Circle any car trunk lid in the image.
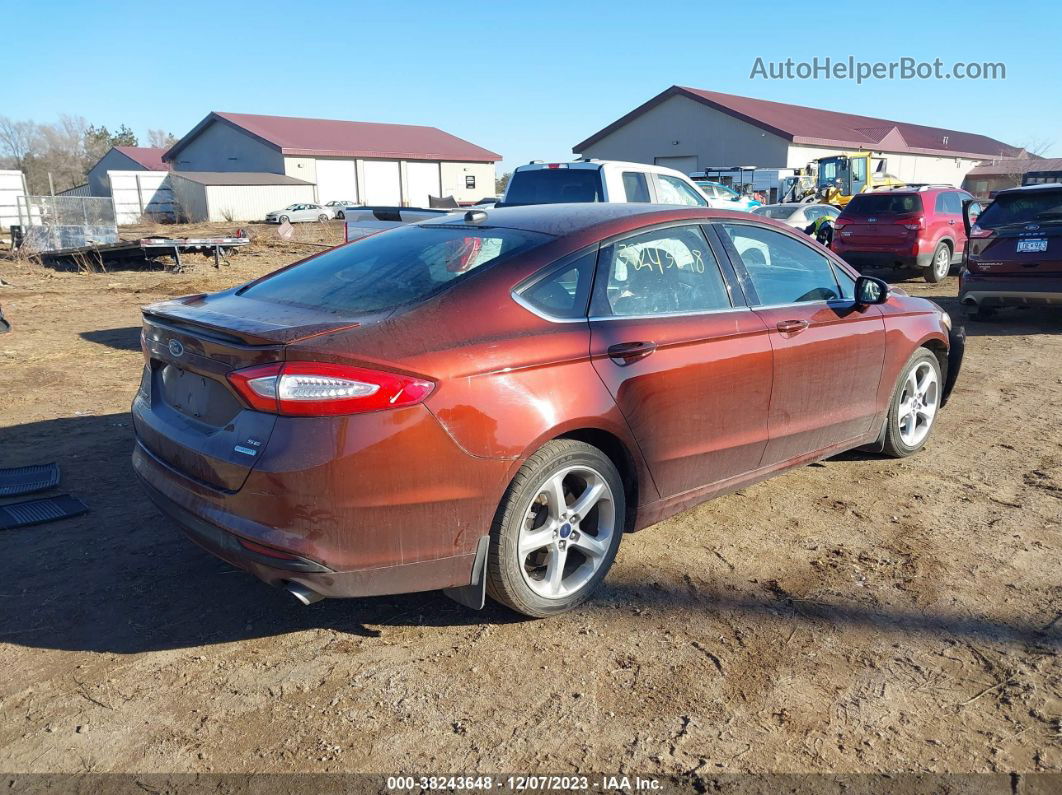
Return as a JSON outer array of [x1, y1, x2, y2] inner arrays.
[[135, 293, 365, 492]]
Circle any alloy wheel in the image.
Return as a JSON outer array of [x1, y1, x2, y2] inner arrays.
[[898, 361, 939, 447], [934, 246, 950, 280], [517, 465, 616, 600]]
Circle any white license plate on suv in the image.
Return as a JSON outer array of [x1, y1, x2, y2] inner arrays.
[[1017, 238, 1048, 253]]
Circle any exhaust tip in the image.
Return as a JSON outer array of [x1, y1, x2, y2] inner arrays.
[[285, 581, 324, 606]]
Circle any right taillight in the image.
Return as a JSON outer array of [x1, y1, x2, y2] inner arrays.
[[969, 224, 995, 238], [895, 215, 925, 231], [227, 361, 434, 416]]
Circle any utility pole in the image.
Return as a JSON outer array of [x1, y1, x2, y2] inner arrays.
[[48, 172, 55, 196]]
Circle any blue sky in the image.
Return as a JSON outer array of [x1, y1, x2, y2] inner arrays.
[[3, 0, 1059, 171]]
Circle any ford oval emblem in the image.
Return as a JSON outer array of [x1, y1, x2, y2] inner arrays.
[[1026, 224, 1040, 231], [168, 339, 184, 357]]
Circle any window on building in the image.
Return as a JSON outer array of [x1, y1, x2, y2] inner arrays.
[[465, 175, 476, 189]]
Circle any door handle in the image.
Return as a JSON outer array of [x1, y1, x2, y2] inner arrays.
[[948, 219, 955, 225], [607, 341, 657, 364], [776, 319, 809, 334]]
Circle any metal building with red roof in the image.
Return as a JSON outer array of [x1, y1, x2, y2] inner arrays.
[[574, 85, 1025, 190], [164, 111, 501, 207]]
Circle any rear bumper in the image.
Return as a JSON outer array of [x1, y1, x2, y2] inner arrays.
[[835, 249, 929, 270], [134, 447, 482, 598], [959, 272, 1062, 307], [130, 396, 512, 598]]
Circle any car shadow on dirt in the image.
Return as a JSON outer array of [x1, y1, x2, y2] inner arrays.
[[79, 326, 142, 351], [2, 412, 1058, 656]]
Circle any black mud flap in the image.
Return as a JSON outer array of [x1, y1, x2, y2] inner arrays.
[[0, 494, 88, 530], [0, 463, 60, 498], [0, 305, 9, 334], [442, 535, 490, 610], [942, 325, 966, 407]]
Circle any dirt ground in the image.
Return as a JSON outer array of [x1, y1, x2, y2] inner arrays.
[[0, 221, 1059, 777]]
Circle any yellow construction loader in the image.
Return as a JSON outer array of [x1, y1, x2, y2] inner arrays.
[[783, 152, 905, 207]]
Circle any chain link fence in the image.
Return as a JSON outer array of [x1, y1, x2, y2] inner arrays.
[[15, 195, 118, 253]]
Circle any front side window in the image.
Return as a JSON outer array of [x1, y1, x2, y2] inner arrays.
[[654, 175, 708, 207], [594, 225, 730, 317], [622, 172, 651, 203], [240, 223, 550, 314], [721, 224, 843, 305]]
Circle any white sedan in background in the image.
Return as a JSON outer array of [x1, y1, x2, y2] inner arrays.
[[264, 204, 331, 224], [751, 202, 840, 229], [322, 200, 356, 219]]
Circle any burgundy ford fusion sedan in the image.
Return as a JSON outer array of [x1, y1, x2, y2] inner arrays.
[[132, 203, 963, 617]]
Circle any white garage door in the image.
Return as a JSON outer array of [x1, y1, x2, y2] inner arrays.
[[362, 160, 401, 206], [654, 156, 698, 176], [315, 159, 357, 204], [406, 161, 441, 208]]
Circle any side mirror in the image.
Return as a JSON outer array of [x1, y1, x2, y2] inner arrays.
[[855, 275, 889, 306], [961, 199, 980, 235]]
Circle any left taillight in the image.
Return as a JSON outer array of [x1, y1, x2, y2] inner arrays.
[[226, 361, 435, 416]]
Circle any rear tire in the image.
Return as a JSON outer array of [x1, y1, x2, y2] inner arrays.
[[278, 215, 289, 224], [486, 440, 625, 618], [318, 213, 329, 222], [924, 243, 951, 283], [882, 349, 943, 458], [336, 211, 345, 220]]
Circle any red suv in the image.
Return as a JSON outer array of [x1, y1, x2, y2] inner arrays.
[[833, 187, 975, 282]]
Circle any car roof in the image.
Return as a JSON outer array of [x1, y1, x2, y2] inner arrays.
[[420, 202, 753, 237], [513, 159, 692, 178], [995, 182, 1062, 196]]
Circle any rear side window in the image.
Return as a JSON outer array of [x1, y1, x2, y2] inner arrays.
[[594, 225, 731, 316], [654, 175, 709, 207], [240, 224, 550, 314], [935, 192, 963, 214], [975, 190, 1062, 229], [845, 193, 923, 215], [622, 172, 651, 203], [516, 250, 597, 319], [503, 168, 603, 205]]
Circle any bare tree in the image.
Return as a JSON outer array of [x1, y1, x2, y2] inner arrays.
[[1003, 138, 1055, 189], [147, 129, 177, 149], [0, 116, 40, 171]]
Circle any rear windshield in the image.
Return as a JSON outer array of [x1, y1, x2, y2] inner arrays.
[[503, 168, 604, 205], [976, 190, 1062, 229], [752, 206, 795, 219], [845, 193, 923, 215], [239, 224, 550, 314]]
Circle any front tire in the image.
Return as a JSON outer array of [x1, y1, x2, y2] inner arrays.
[[486, 440, 625, 617], [882, 349, 943, 457], [318, 213, 329, 222], [278, 215, 289, 224], [924, 243, 951, 283], [336, 210, 345, 220]]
